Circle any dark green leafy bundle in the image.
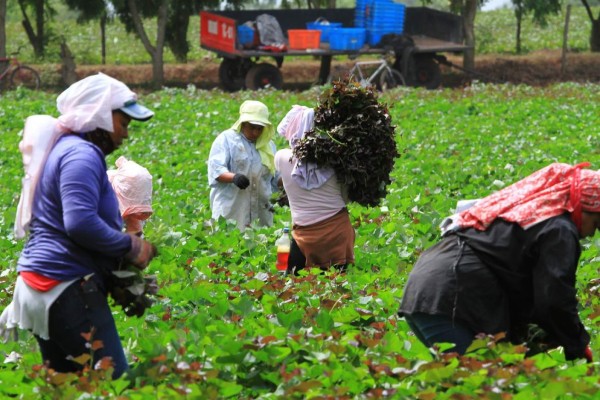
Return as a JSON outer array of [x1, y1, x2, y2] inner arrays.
[[293, 78, 399, 207], [109, 266, 158, 317]]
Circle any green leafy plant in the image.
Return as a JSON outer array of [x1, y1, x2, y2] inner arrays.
[[0, 85, 599, 398]]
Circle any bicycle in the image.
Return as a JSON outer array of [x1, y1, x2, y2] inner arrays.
[[0, 52, 41, 90], [348, 54, 405, 92]]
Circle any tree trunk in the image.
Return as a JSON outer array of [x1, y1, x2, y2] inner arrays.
[[127, 0, 167, 88], [461, 0, 477, 71], [0, 0, 6, 58], [60, 40, 77, 86], [154, 1, 168, 87], [591, 17, 600, 52], [561, 5, 572, 75], [101, 15, 107, 65], [35, 0, 43, 55], [515, 6, 523, 54]]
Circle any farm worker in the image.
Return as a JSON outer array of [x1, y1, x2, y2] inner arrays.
[[208, 100, 280, 230], [275, 105, 354, 275], [107, 156, 153, 236], [399, 162, 596, 363], [0, 73, 157, 379], [107, 156, 158, 317]]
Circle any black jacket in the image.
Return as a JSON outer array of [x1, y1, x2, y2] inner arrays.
[[399, 214, 590, 359]]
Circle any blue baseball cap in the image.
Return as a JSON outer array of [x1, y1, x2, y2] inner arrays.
[[120, 99, 154, 121]]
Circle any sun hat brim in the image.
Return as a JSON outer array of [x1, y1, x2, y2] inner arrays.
[[120, 100, 154, 121]]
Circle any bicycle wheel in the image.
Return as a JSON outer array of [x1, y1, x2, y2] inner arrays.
[[10, 65, 41, 90], [379, 68, 405, 91]]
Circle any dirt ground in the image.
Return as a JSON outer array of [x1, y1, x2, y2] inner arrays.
[[43, 49, 600, 91]]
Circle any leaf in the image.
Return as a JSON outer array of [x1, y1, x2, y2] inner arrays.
[[112, 270, 138, 278], [316, 310, 334, 331], [91, 340, 104, 351], [286, 380, 322, 394], [67, 353, 91, 366], [276, 309, 305, 330], [219, 382, 243, 398]]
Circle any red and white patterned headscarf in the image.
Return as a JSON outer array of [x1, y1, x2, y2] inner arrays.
[[455, 162, 600, 233]]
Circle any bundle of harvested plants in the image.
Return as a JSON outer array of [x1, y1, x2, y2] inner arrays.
[[294, 78, 399, 206]]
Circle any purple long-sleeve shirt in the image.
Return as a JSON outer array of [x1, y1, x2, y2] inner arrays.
[[17, 135, 132, 282]]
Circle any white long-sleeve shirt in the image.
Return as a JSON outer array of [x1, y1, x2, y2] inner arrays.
[[275, 148, 346, 227], [208, 129, 278, 229]]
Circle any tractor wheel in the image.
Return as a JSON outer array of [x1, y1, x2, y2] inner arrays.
[[407, 55, 442, 89], [244, 63, 283, 90], [218, 58, 251, 92]]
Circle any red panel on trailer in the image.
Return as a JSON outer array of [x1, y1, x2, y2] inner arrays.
[[200, 11, 237, 54]]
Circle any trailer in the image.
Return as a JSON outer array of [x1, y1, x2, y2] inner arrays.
[[200, 7, 471, 91]]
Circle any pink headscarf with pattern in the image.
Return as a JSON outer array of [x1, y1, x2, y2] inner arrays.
[[455, 162, 600, 233]]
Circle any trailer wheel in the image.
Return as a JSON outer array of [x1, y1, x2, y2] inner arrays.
[[409, 56, 441, 89], [219, 58, 252, 92], [245, 63, 283, 90]]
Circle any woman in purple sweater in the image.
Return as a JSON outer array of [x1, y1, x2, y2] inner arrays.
[[0, 73, 157, 378]]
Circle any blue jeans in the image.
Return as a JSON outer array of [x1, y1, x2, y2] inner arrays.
[[35, 278, 128, 379], [405, 313, 475, 354]]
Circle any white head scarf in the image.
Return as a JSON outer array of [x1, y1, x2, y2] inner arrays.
[[277, 105, 314, 149], [277, 105, 335, 190], [57, 73, 139, 133], [14, 73, 145, 239]]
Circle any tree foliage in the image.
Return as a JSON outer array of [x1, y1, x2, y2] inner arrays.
[[62, 0, 105, 23]]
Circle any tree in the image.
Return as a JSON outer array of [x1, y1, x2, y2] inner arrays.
[[17, 0, 52, 58], [114, 0, 168, 88], [450, 0, 481, 71], [512, 0, 560, 53], [62, 0, 111, 64], [580, 0, 600, 51], [116, 0, 241, 69]]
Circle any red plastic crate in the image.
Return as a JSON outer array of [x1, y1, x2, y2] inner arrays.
[[287, 29, 321, 50]]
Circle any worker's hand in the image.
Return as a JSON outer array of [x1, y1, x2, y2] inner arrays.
[[124, 233, 157, 270], [233, 173, 250, 189], [583, 345, 593, 363]]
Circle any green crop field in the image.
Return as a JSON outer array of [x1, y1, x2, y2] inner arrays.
[[0, 83, 599, 398]]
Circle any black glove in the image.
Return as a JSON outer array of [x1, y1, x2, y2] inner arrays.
[[275, 190, 289, 207], [233, 173, 250, 189]]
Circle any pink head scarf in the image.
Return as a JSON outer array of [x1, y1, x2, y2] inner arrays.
[[107, 156, 153, 218], [455, 162, 600, 233]]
